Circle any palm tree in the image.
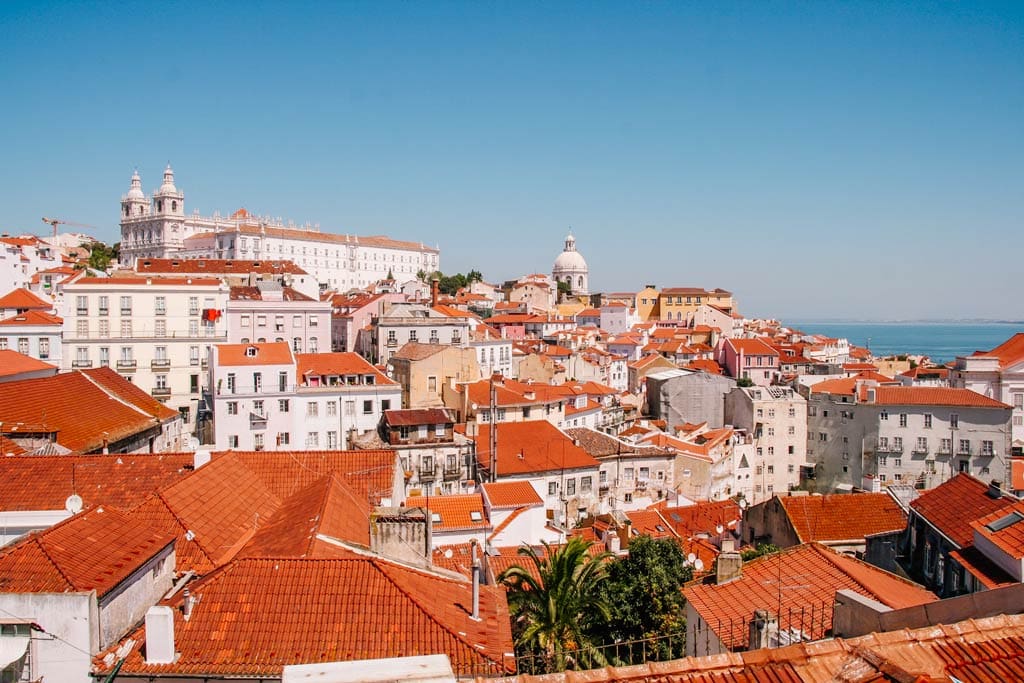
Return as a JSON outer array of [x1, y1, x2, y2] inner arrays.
[[498, 537, 612, 673]]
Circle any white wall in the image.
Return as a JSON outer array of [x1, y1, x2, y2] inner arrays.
[[0, 592, 97, 683]]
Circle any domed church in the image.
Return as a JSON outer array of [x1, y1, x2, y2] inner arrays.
[[552, 232, 589, 295]]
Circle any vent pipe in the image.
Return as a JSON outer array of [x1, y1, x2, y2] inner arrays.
[[471, 539, 481, 621]]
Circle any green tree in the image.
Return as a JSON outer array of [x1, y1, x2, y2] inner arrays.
[[740, 542, 780, 562], [600, 536, 692, 662], [467, 269, 483, 283], [499, 538, 612, 673], [84, 241, 116, 271], [736, 376, 754, 387], [557, 280, 572, 297]]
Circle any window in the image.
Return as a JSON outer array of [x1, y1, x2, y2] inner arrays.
[[155, 319, 166, 337], [307, 402, 319, 417], [189, 296, 199, 315], [275, 315, 285, 332], [950, 413, 959, 429], [880, 410, 888, 421], [189, 345, 200, 365], [257, 314, 267, 327], [120, 319, 132, 337], [548, 481, 558, 496], [787, 425, 795, 435], [565, 478, 576, 495], [227, 401, 238, 415], [306, 432, 320, 448], [788, 407, 796, 418], [428, 376, 437, 393], [581, 476, 592, 492], [226, 373, 236, 394], [293, 337, 302, 352], [253, 372, 262, 393], [309, 337, 318, 353], [98, 295, 109, 315], [154, 296, 166, 315], [327, 401, 337, 417], [381, 399, 391, 411], [756, 464, 763, 475], [959, 439, 971, 454], [624, 493, 633, 503], [38, 337, 49, 358], [99, 346, 109, 366], [809, 406, 817, 417], [190, 374, 199, 394], [344, 401, 355, 416], [819, 432, 827, 441], [278, 399, 290, 412], [228, 435, 239, 448], [253, 433, 264, 451], [363, 400, 373, 414], [276, 432, 290, 446], [899, 413, 907, 427], [309, 315, 318, 327], [327, 431, 338, 448], [924, 413, 932, 428], [982, 440, 994, 456], [917, 437, 928, 452], [120, 295, 132, 315], [940, 437, 952, 453], [253, 399, 265, 416], [189, 320, 199, 336], [76, 295, 88, 315]]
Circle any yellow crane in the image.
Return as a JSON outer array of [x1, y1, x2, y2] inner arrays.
[[41, 216, 97, 238]]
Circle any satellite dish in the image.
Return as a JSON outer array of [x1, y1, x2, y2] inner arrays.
[[716, 524, 724, 534], [443, 549, 454, 559], [738, 498, 749, 509], [687, 552, 697, 563], [694, 559, 705, 571], [65, 494, 83, 514]]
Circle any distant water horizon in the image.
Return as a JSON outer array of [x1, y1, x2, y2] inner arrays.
[[786, 321, 1021, 363]]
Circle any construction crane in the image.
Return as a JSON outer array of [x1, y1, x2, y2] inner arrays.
[[41, 216, 97, 239]]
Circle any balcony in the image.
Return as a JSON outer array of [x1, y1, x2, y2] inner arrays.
[[120, 308, 132, 316], [912, 447, 929, 455], [958, 446, 973, 456], [200, 358, 209, 368], [418, 465, 437, 482], [386, 338, 398, 347], [151, 386, 172, 398], [443, 463, 462, 481], [151, 359, 172, 370], [116, 359, 137, 371], [249, 413, 268, 430], [71, 360, 93, 368]]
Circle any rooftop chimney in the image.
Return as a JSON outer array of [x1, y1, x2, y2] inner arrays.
[[193, 450, 211, 470], [748, 609, 779, 650], [988, 480, 1004, 499], [144, 606, 175, 664], [471, 539, 481, 621], [431, 278, 440, 307], [182, 588, 195, 621], [716, 539, 742, 584]]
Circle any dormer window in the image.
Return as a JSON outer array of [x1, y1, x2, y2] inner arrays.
[[470, 511, 483, 522], [245, 347, 257, 358]]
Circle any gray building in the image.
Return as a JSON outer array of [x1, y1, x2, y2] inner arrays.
[[646, 369, 736, 430]]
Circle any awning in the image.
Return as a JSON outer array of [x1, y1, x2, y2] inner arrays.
[[0, 635, 29, 668]]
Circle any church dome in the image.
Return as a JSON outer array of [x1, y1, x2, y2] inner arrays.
[[126, 170, 145, 200], [158, 164, 178, 194], [552, 232, 588, 272]]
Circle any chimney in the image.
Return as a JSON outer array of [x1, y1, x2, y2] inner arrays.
[[716, 539, 743, 584], [193, 450, 211, 470], [431, 278, 440, 307], [470, 540, 481, 621], [988, 480, 1004, 499], [182, 588, 195, 621], [144, 606, 175, 664], [748, 609, 779, 650]]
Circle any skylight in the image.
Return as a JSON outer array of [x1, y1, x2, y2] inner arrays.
[[431, 513, 441, 524], [470, 511, 483, 522], [985, 511, 1024, 533]]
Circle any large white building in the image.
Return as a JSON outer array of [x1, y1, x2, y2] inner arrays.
[[209, 342, 401, 451], [551, 232, 588, 296], [60, 273, 229, 430], [952, 333, 1024, 450], [119, 166, 440, 291]]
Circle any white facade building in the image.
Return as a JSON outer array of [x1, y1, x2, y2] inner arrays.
[[60, 274, 229, 429], [119, 167, 440, 291], [369, 302, 474, 365], [551, 232, 588, 295], [952, 333, 1024, 449], [225, 282, 331, 353], [210, 342, 401, 451], [0, 236, 62, 295], [0, 310, 62, 363]]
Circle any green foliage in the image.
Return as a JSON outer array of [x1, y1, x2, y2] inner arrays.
[[84, 241, 117, 272], [740, 542, 780, 561], [736, 376, 754, 387], [467, 269, 483, 283], [600, 536, 692, 662], [423, 269, 485, 295], [557, 280, 572, 296], [499, 537, 612, 672], [386, 268, 394, 280]]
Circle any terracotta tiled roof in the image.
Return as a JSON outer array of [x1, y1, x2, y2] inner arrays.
[[778, 493, 907, 543], [1014, 459, 1024, 492], [0, 288, 51, 310], [225, 224, 440, 253], [75, 275, 222, 286], [686, 359, 723, 375], [949, 545, 1016, 589], [0, 505, 173, 596], [0, 350, 57, 377], [136, 258, 309, 275], [242, 475, 371, 556], [0, 310, 62, 326], [684, 543, 937, 649], [384, 408, 454, 426], [466, 421, 600, 476], [228, 285, 314, 301], [651, 500, 742, 538], [494, 613, 1024, 683], [725, 338, 779, 356], [971, 333, 1024, 369], [104, 556, 513, 677], [215, 341, 294, 366], [0, 434, 26, 456], [910, 474, 1018, 547], [972, 500, 1024, 560], [869, 386, 1009, 409], [431, 542, 476, 577], [227, 450, 398, 505], [127, 454, 281, 572], [406, 493, 489, 530], [389, 341, 449, 361], [565, 427, 673, 459], [0, 368, 178, 452], [0, 453, 194, 512], [624, 509, 677, 539], [296, 352, 395, 384], [481, 481, 543, 509]]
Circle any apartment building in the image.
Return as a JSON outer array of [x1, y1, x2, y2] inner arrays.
[[721, 337, 780, 386], [807, 379, 1012, 494], [225, 282, 331, 353], [209, 342, 400, 451], [367, 302, 473, 364], [61, 274, 228, 428], [725, 385, 810, 503], [658, 287, 734, 322], [953, 332, 1024, 449], [0, 309, 62, 363]]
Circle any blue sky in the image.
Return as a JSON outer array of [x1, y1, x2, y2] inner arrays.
[[1, 1, 1021, 320]]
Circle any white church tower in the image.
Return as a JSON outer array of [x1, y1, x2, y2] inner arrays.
[[552, 231, 589, 295]]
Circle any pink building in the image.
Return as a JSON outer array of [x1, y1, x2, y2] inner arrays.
[[721, 338, 780, 386], [327, 291, 404, 352]]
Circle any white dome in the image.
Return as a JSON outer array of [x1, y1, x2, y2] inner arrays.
[[126, 170, 145, 200], [553, 249, 588, 272], [158, 164, 178, 194]]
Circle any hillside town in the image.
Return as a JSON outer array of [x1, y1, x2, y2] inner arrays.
[[1, 168, 1024, 682]]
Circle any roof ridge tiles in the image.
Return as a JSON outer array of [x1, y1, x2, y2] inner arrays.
[[27, 533, 77, 591], [76, 369, 152, 419]]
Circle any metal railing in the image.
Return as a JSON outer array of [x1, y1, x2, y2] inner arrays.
[[513, 630, 686, 675]]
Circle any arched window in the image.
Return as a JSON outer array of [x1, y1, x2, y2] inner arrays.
[[157, 200, 163, 212], [578, 276, 584, 288], [123, 205, 128, 216], [171, 201, 177, 212]]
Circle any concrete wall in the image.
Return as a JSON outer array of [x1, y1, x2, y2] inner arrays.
[[648, 371, 737, 430], [98, 543, 175, 648], [0, 591, 96, 683]]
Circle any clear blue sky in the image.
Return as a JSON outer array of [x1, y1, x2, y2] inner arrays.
[[1, 1, 1021, 320]]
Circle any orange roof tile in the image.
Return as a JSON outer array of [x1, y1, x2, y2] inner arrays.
[[0, 350, 57, 377], [778, 493, 906, 543], [136, 258, 309, 275], [971, 333, 1024, 369], [406, 493, 489, 530], [227, 449, 398, 505], [725, 338, 779, 356], [0, 288, 51, 310], [466, 421, 600, 476], [104, 556, 513, 677], [0, 505, 173, 596], [651, 499, 742, 538], [481, 481, 543, 508], [624, 509, 677, 539], [869, 385, 1009, 409], [215, 341, 294, 366], [296, 351, 395, 384], [686, 359, 723, 375], [0, 309, 62, 326], [910, 474, 1017, 547], [0, 368, 178, 452], [75, 275, 222, 286], [684, 543, 937, 649], [972, 500, 1024, 560]]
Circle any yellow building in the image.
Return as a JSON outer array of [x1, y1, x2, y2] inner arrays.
[[636, 285, 661, 321], [657, 288, 734, 322]]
